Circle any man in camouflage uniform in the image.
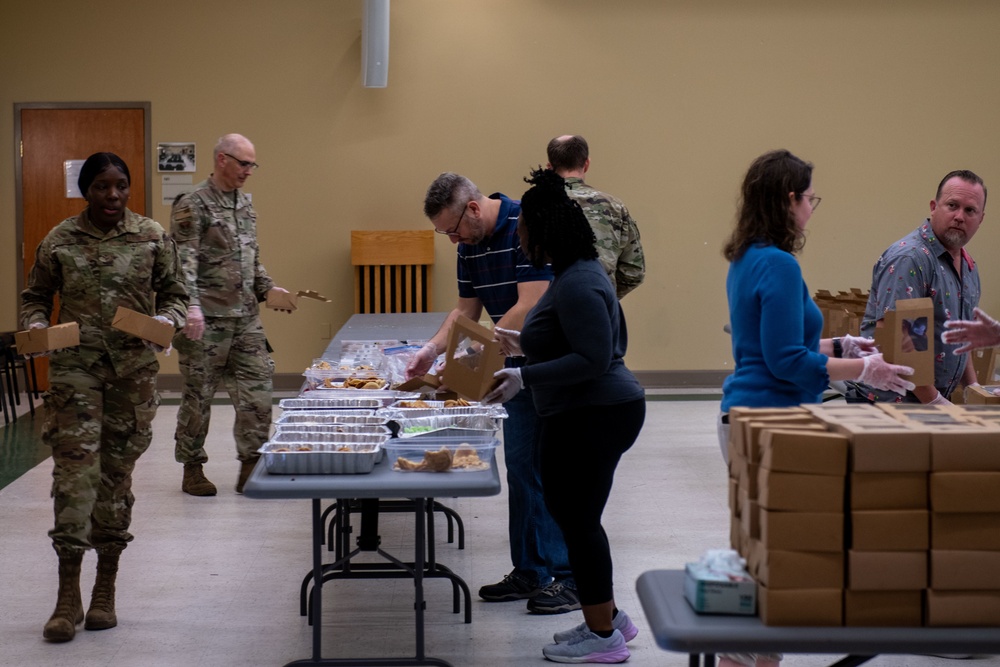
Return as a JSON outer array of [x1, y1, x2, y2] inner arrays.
[[21, 151, 188, 641], [171, 134, 291, 496], [546, 135, 645, 299]]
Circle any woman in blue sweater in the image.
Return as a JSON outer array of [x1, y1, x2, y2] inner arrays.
[[485, 168, 645, 664], [718, 150, 914, 667]]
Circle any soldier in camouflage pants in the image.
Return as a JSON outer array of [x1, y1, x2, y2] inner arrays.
[[171, 133, 290, 496], [546, 135, 646, 300], [21, 152, 188, 642]]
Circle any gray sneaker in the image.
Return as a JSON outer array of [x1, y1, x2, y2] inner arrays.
[[542, 629, 630, 664], [553, 610, 638, 644], [527, 580, 581, 614]]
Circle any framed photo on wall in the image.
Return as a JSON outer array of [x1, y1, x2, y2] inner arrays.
[[157, 142, 196, 172]]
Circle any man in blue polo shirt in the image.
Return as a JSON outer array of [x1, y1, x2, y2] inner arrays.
[[405, 172, 579, 614]]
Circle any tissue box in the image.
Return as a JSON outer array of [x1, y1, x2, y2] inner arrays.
[[683, 562, 756, 615]]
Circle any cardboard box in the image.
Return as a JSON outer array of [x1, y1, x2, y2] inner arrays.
[[847, 550, 927, 590], [683, 563, 756, 615], [740, 497, 760, 540], [756, 550, 844, 589], [14, 322, 80, 355], [757, 584, 843, 626], [932, 512, 1000, 550], [931, 550, 1000, 590], [111, 307, 174, 349], [803, 402, 888, 421], [759, 429, 848, 475], [395, 373, 443, 392], [850, 472, 928, 510], [738, 458, 759, 500], [965, 384, 1000, 405], [729, 451, 748, 491], [440, 315, 506, 402], [926, 589, 1000, 627], [757, 470, 845, 512], [970, 347, 999, 385], [759, 510, 844, 552], [834, 422, 931, 472], [266, 289, 298, 311], [873, 297, 934, 387], [851, 510, 929, 550], [931, 472, 1000, 512], [744, 419, 826, 462], [844, 590, 923, 627], [930, 427, 1000, 471], [727, 407, 810, 459]]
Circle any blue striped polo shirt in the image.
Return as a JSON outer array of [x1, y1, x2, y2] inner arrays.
[[456, 193, 553, 323]]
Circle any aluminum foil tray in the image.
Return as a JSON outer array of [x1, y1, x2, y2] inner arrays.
[[274, 423, 392, 436], [393, 415, 501, 440], [298, 389, 421, 407], [276, 411, 387, 425], [278, 399, 377, 413], [259, 442, 381, 474], [379, 403, 508, 420]]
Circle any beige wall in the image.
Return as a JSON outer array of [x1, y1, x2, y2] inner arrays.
[[3, 0, 999, 380]]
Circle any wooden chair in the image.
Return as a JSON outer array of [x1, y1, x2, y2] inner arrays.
[[351, 230, 434, 314]]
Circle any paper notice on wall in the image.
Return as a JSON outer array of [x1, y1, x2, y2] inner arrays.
[[162, 174, 194, 206], [65, 160, 85, 198]]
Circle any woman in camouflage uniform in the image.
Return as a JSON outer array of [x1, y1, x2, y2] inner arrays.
[[21, 152, 188, 642]]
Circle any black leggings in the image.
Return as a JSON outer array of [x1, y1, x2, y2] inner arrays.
[[539, 398, 646, 606]]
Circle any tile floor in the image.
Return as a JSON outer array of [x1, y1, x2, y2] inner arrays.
[[0, 395, 994, 667]]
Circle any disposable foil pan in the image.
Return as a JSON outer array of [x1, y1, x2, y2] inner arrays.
[[258, 442, 382, 475], [379, 403, 508, 420], [275, 411, 388, 425]]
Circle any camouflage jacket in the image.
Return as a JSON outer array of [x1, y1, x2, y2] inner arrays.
[[21, 208, 188, 377], [170, 179, 275, 318], [563, 177, 645, 299]]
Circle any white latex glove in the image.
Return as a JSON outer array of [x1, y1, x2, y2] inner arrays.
[[183, 304, 206, 341], [144, 316, 174, 354], [840, 334, 878, 359], [943, 308, 1000, 354], [857, 353, 916, 396], [927, 392, 951, 406], [493, 327, 523, 357], [23, 321, 50, 358], [482, 367, 523, 404], [405, 343, 440, 380]]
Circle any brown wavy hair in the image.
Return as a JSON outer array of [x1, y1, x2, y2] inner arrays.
[[722, 149, 813, 261]]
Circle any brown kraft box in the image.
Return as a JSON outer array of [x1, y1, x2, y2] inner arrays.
[[873, 297, 934, 387], [847, 550, 927, 590], [850, 472, 928, 510], [932, 512, 1000, 550], [760, 510, 844, 552], [931, 550, 1000, 590], [931, 472, 1000, 512], [851, 510, 928, 551], [965, 383, 1000, 405], [926, 590, 1000, 627], [756, 550, 844, 590], [834, 422, 931, 472], [757, 469, 845, 512], [844, 590, 923, 627], [931, 428, 1000, 471], [757, 584, 843, 626], [744, 419, 827, 463], [15, 322, 80, 355], [111, 307, 174, 349], [759, 429, 848, 475], [440, 315, 506, 402]]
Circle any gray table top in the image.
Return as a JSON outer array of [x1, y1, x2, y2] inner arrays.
[[242, 454, 501, 500], [323, 312, 448, 360], [637, 569, 1000, 655]]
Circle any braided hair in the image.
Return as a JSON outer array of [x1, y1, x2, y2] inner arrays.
[[519, 167, 597, 272]]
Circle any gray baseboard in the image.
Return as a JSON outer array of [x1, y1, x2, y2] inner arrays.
[[155, 370, 728, 393]]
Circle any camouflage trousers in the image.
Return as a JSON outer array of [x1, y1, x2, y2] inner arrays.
[[44, 358, 160, 559], [173, 315, 274, 464]]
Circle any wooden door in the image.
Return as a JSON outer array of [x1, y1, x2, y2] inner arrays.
[[15, 104, 150, 388]]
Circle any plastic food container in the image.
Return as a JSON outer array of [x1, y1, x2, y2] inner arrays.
[[384, 436, 499, 473], [393, 414, 500, 440], [259, 431, 389, 474], [303, 368, 389, 391]]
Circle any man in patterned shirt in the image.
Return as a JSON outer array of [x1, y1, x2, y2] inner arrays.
[[546, 135, 645, 299], [850, 170, 987, 405]]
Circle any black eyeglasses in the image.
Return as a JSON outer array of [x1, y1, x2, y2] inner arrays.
[[802, 194, 822, 210], [224, 153, 259, 171], [434, 203, 467, 235]]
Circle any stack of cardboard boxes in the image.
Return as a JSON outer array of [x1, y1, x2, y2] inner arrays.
[[814, 289, 868, 339], [726, 402, 1000, 627]]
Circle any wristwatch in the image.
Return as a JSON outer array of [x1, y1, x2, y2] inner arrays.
[[832, 337, 843, 358]]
